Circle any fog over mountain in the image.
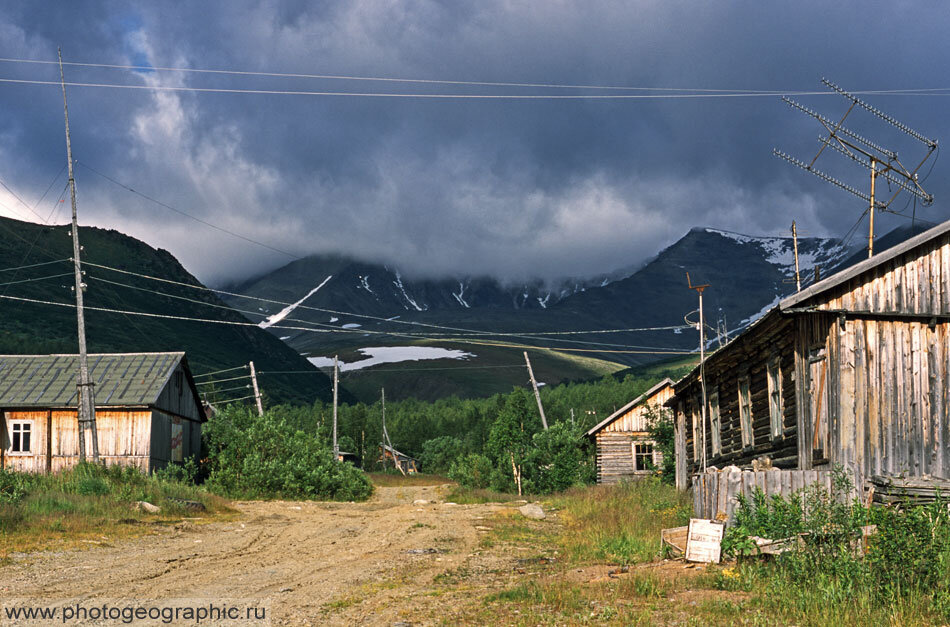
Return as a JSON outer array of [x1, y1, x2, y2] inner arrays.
[[1, 2, 948, 286]]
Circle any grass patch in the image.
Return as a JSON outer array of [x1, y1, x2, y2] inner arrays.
[[367, 472, 451, 487], [551, 478, 690, 565], [443, 486, 529, 504], [0, 463, 230, 558]]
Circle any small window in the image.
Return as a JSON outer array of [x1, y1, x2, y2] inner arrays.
[[709, 389, 722, 457], [767, 356, 783, 440], [11, 421, 32, 453], [738, 375, 754, 448], [633, 442, 654, 471]]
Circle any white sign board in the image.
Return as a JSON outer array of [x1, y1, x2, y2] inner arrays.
[[685, 518, 724, 563]]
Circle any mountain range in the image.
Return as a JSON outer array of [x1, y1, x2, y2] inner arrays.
[[0, 212, 929, 405]]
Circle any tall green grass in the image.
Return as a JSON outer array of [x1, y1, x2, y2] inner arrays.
[[551, 478, 691, 564], [0, 463, 227, 556]]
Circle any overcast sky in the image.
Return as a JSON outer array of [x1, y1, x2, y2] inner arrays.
[[1, 1, 948, 286]]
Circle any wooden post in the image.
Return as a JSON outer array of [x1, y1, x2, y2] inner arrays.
[[868, 159, 877, 258], [249, 361, 263, 416], [792, 221, 801, 292], [332, 355, 339, 459], [523, 351, 548, 429], [59, 49, 98, 463], [380, 387, 386, 471]]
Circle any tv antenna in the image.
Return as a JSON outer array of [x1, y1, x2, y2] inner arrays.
[[774, 78, 937, 258]]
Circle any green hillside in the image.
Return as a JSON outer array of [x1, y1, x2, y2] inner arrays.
[[309, 341, 625, 403], [0, 217, 342, 406]]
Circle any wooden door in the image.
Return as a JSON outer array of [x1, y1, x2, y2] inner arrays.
[[809, 348, 829, 465]]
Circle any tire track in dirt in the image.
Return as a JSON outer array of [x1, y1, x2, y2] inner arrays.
[[0, 485, 511, 625]]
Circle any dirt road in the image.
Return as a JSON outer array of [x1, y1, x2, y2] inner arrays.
[[0, 485, 527, 626]]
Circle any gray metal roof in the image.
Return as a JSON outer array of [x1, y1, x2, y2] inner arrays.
[[780, 218, 950, 310], [0, 352, 187, 408]]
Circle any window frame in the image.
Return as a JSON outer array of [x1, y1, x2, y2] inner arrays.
[[709, 388, 722, 457], [767, 355, 784, 441], [632, 441, 654, 472], [9, 419, 34, 455], [738, 374, 754, 449]]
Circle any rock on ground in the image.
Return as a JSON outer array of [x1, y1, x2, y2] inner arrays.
[[519, 503, 545, 520]]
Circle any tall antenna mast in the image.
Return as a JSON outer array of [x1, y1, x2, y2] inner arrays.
[[59, 49, 99, 463], [774, 78, 936, 258], [791, 221, 801, 292], [686, 272, 709, 473]]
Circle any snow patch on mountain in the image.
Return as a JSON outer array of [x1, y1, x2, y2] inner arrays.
[[393, 271, 425, 311], [706, 228, 850, 278], [358, 275, 375, 295], [307, 346, 475, 371], [259, 275, 332, 328], [453, 282, 470, 308]]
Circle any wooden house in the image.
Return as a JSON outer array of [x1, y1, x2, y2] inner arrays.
[[380, 443, 418, 475], [0, 352, 204, 473], [669, 220, 950, 493], [585, 378, 674, 483]]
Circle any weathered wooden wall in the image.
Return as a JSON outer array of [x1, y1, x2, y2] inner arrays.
[[594, 431, 660, 483], [674, 313, 799, 475], [692, 468, 832, 523], [1, 408, 201, 473], [600, 388, 675, 433], [153, 363, 203, 422], [792, 231, 950, 488]]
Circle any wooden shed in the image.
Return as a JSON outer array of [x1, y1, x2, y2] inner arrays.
[[380, 443, 418, 475], [669, 219, 950, 493], [0, 352, 204, 474], [585, 378, 674, 483]]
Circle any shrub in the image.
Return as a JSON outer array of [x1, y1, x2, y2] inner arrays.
[[420, 436, 464, 474], [525, 421, 594, 494], [203, 406, 373, 501], [448, 454, 493, 489]]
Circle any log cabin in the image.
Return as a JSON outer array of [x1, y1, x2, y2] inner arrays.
[[668, 219, 950, 494], [585, 378, 674, 483], [0, 352, 204, 473]]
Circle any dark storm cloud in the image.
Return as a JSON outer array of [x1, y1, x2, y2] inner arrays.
[[0, 1, 948, 285]]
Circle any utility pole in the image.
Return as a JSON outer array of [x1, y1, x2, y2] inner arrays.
[[687, 273, 709, 473], [791, 221, 802, 292], [59, 49, 98, 464], [380, 387, 388, 470], [249, 361, 263, 416], [332, 355, 339, 459], [868, 159, 877, 258], [523, 351, 548, 429]]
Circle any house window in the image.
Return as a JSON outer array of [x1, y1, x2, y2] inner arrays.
[[11, 421, 32, 453], [633, 442, 654, 471], [738, 375, 754, 448], [767, 356, 783, 440], [709, 389, 721, 457]]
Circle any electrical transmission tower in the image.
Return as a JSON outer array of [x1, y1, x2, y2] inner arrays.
[[774, 78, 937, 258]]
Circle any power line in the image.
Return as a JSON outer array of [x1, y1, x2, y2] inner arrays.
[[0, 272, 73, 287], [0, 292, 694, 355], [0, 258, 70, 273], [261, 364, 529, 374], [3, 77, 950, 99], [193, 364, 249, 378], [195, 375, 251, 386], [82, 259, 693, 341], [77, 162, 299, 259], [5, 56, 950, 98]]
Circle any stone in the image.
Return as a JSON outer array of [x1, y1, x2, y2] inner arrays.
[[134, 501, 161, 514], [518, 503, 545, 520]]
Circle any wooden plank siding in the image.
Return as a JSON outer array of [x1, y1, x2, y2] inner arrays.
[[588, 382, 674, 484], [673, 313, 799, 475], [672, 223, 950, 500]]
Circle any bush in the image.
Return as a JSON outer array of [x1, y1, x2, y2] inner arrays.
[[0, 468, 33, 504], [525, 421, 594, 494], [448, 454, 493, 490], [203, 406, 373, 501], [420, 436, 464, 474]]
